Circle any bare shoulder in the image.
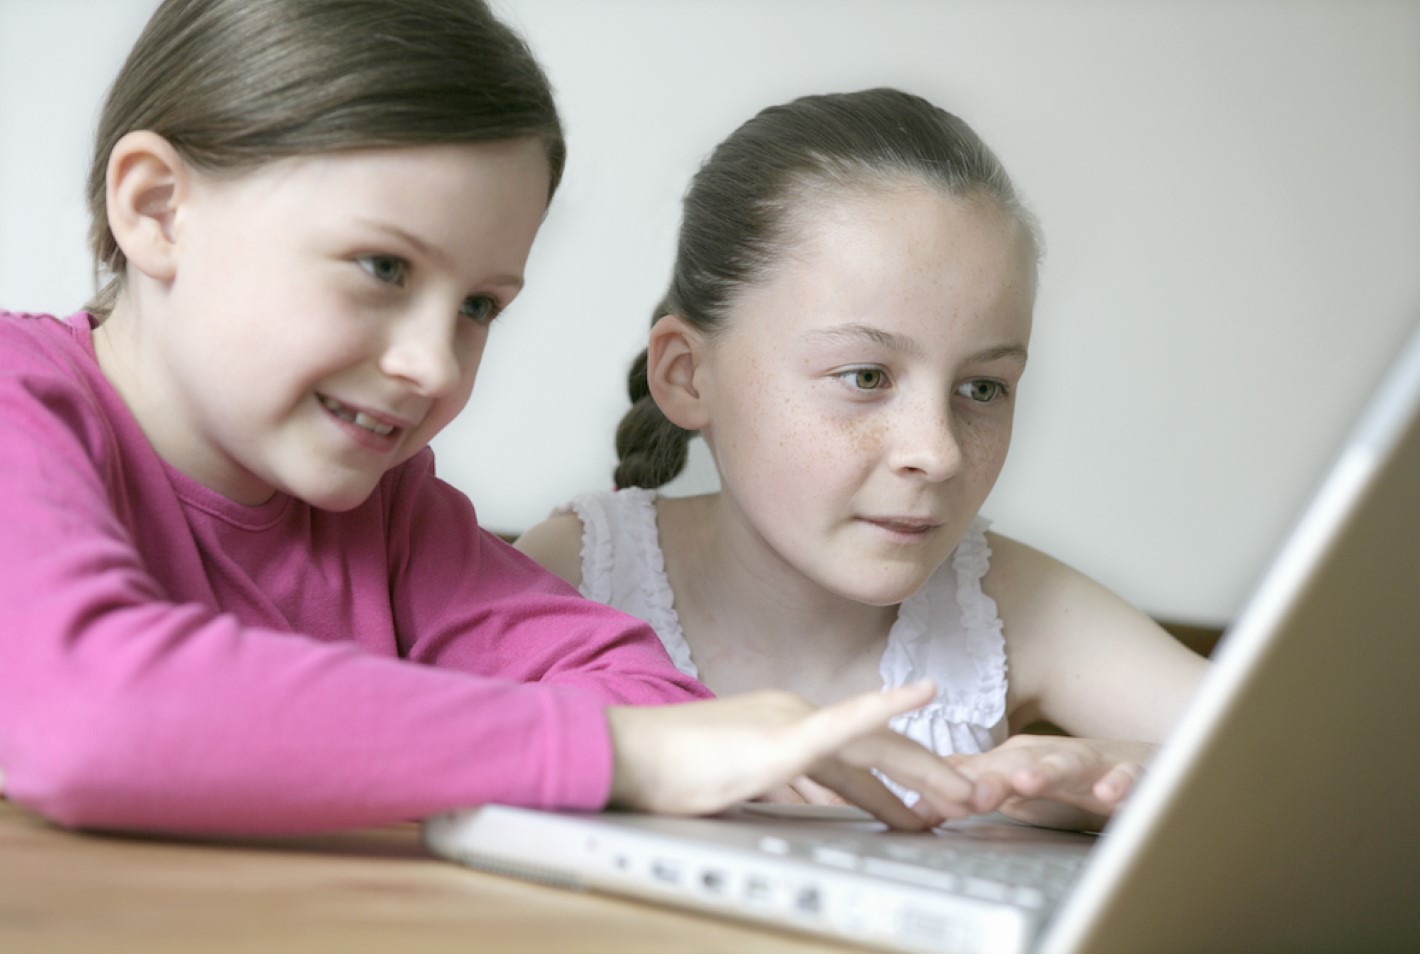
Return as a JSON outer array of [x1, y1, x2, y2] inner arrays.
[[982, 531, 1123, 622], [514, 511, 586, 589], [983, 531, 1075, 594], [982, 530, 1209, 740]]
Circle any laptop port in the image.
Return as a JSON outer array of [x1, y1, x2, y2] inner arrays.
[[651, 860, 683, 884]]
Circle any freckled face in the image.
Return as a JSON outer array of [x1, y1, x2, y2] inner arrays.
[[695, 183, 1035, 606]]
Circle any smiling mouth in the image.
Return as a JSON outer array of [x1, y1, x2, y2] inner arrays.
[[319, 395, 397, 436]]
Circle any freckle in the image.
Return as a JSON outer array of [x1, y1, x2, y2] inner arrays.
[[840, 416, 883, 455]]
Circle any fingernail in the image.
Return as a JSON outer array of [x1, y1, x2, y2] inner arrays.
[[911, 800, 936, 820]]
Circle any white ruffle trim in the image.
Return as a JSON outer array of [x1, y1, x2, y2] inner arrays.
[[564, 489, 700, 679], [881, 516, 1009, 747], [561, 493, 615, 605]]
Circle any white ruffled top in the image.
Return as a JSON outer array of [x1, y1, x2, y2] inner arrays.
[[561, 488, 1010, 763]]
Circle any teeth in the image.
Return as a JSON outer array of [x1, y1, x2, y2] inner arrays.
[[321, 396, 395, 436], [353, 411, 394, 436]]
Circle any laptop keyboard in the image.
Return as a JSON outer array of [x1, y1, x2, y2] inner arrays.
[[756, 825, 1091, 912]]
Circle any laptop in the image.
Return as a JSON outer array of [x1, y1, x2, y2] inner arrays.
[[424, 318, 1420, 954]]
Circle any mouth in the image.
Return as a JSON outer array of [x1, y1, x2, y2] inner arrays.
[[318, 395, 401, 437], [860, 516, 941, 535]]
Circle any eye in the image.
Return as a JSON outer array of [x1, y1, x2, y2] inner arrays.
[[958, 379, 1008, 403], [460, 294, 501, 326], [836, 367, 890, 391], [358, 254, 407, 286]]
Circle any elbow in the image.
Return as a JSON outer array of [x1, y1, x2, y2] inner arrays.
[[1, 712, 156, 832]]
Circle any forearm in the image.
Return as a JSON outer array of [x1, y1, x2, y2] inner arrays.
[[1, 599, 623, 834]]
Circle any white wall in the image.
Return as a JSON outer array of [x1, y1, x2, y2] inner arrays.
[[3, 0, 1417, 626]]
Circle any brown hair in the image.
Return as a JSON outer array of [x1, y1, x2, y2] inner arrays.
[[85, 0, 565, 317], [613, 87, 1040, 491]]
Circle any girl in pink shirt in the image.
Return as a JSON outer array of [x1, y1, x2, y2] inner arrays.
[[0, 0, 974, 836]]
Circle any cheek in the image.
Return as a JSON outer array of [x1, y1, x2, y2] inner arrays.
[[714, 392, 807, 484], [433, 336, 489, 421], [961, 416, 1014, 482], [761, 413, 880, 500], [836, 414, 889, 465]]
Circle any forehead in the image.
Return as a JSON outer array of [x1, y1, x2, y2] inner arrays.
[[187, 139, 551, 266], [788, 178, 1027, 270], [192, 138, 549, 210], [733, 181, 1036, 343]]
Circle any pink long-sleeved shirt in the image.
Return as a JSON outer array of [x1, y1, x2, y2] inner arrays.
[[0, 310, 710, 834]]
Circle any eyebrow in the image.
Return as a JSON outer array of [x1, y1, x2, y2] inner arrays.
[[353, 218, 525, 291], [970, 343, 1030, 364], [803, 324, 1028, 364], [805, 324, 925, 356]]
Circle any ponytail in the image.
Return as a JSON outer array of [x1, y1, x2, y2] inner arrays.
[[612, 88, 1039, 491]]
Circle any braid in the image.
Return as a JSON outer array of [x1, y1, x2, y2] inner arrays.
[[613, 348, 692, 490]]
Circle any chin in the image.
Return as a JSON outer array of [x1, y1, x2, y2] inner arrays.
[[291, 480, 379, 514], [838, 572, 935, 608]]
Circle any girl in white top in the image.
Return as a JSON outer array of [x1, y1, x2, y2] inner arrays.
[[518, 88, 1209, 831], [560, 489, 1008, 770]]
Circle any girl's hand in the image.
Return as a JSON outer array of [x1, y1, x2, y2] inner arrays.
[[946, 735, 1156, 831], [786, 775, 852, 806], [754, 775, 853, 806], [606, 681, 977, 830]]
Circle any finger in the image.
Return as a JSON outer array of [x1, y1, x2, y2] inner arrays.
[[807, 762, 929, 831], [1009, 749, 1092, 798], [870, 736, 978, 821], [755, 783, 809, 805], [784, 681, 937, 780], [823, 726, 982, 825], [947, 750, 1045, 812], [963, 770, 1014, 814], [1092, 762, 1143, 805], [797, 681, 936, 753], [956, 748, 1084, 805], [785, 682, 981, 828], [790, 775, 848, 806], [1009, 765, 1061, 798]]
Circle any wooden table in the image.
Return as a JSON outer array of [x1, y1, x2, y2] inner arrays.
[[0, 798, 854, 953]]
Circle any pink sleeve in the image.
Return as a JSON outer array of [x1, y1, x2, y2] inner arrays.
[[0, 336, 707, 836], [384, 452, 708, 707]]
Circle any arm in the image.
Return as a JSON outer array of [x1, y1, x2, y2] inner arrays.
[[388, 460, 704, 709], [985, 532, 1208, 742], [954, 532, 1210, 829], [0, 337, 698, 834], [513, 511, 587, 589]]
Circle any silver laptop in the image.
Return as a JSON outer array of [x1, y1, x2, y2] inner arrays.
[[424, 318, 1420, 954]]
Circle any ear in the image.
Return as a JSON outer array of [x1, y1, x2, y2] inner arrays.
[[646, 314, 711, 431], [105, 130, 191, 283]]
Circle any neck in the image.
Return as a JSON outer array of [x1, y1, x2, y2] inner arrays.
[[658, 493, 897, 701], [90, 297, 145, 406]]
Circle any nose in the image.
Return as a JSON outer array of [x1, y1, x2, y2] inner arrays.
[[378, 308, 465, 398], [889, 397, 962, 483]]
